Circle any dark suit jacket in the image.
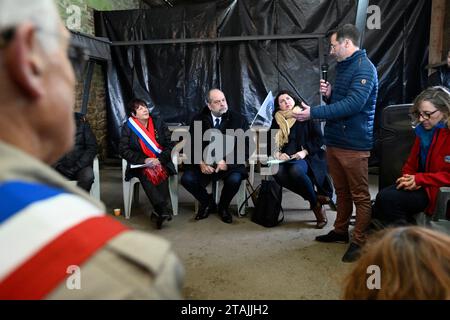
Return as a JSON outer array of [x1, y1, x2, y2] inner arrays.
[[185, 106, 249, 178], [269, 119, 333, 197], [119, 116, 176, 181], [54, 112, 97, 177]]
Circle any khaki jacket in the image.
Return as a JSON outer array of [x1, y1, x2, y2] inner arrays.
[[0, 142, 184, 299]]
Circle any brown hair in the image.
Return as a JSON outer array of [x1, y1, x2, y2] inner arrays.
[[410, 86, 450, 128], [127, 98, 148, 116], [333, 24, 360, 47], [273, 90, 301, 115], [342, 226, 450, 300]]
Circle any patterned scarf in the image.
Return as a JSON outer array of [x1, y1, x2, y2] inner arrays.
[[274, 109, 296, 150], [127, 117, 168, 185]]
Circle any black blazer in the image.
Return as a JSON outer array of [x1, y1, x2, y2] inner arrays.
[[269, 119, 333, 197], [185, 106, 249, 178], [119, 116, 176, 181]]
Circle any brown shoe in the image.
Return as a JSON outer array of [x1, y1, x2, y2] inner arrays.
[[317, 195, 331, 206], [312, 202, 328, 229]]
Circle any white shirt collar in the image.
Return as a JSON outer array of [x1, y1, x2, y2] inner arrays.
[[211, 113, 221, 125]]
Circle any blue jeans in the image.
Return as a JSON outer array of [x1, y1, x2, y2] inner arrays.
[[273, 160, 316, 206]]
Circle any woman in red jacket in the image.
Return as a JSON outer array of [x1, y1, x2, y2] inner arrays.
[[373, 86, 450, 226]]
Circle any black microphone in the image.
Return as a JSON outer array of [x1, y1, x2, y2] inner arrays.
[[321, 63, 329, 83]]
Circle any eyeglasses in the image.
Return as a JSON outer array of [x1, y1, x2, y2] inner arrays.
[[0, 27, 89, 79], [410, 109, 439, 120]]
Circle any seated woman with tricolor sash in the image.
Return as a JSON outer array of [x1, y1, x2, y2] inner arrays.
[[119, 98, 176, 229]]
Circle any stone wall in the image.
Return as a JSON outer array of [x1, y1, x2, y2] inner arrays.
[[57, 0, 147, 159], [73, 65, 108, 159], [57, 0, 145, 35]]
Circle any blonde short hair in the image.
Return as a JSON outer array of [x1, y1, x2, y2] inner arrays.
[[410, 86, 450, 128]]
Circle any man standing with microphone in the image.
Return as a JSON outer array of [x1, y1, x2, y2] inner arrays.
[[293, 24, 378, 262]]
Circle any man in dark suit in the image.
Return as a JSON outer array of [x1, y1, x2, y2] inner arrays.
[[181, 89, 249, 224]]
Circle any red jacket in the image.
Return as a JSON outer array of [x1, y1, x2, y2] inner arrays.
[[402, 128, 450, 216]]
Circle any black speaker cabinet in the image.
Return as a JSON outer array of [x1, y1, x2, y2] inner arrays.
[[379, 104, 415, 190]]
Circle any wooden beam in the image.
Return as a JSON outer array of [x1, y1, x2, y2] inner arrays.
[[429, 0, 446, 74]]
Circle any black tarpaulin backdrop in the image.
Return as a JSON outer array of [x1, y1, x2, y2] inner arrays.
[[94, 0, 430, 161]]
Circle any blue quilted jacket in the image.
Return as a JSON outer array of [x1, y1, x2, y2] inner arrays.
[[311, 49, 378, 151]]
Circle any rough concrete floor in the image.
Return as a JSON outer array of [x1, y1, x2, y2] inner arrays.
[[100, 164, 379, 300]]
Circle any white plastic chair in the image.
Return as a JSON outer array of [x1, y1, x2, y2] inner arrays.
[[90, 156, 100, 200], [122, 158, 178, 219], [67, 155, 100, 200], [415, 187, 450, 235]]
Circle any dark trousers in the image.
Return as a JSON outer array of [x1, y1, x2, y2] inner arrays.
[[57, 166, 94, 192], [73, 166, 94, 192], [373, 184, 429, 226], [274, 160, 317, 207], [181, 169, 245, 207], [131, 169, 170, 214]]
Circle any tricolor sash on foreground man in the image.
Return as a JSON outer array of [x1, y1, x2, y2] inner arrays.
[[0, 181, 128, 299]]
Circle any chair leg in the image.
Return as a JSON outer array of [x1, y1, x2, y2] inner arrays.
[[124, 180, 139, 220], [123, 181, 131, 219], [433, 187, 450, 221], [236, 179, 247, 217], [90, 156, 101, 200], [169, 174, 178, 216], [213, 181, 220, 204], [249, 163, 255, 187], [194, 200, 199, 213]]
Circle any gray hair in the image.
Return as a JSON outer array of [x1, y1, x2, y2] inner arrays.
[[0, 0, 61, 52], [206, 88, 222, 104], [411, 86, 450, 128]]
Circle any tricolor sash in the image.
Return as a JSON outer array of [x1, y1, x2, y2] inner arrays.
[[0, 181, 128, 299], [127, 116, 163, 157]]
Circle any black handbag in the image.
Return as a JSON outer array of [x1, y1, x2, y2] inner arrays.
[[251, 179, 284, 227]]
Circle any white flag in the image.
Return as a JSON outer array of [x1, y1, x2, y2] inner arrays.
[[250, 91, 274, 128]]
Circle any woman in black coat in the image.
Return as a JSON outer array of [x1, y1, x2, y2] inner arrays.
[[119, 99, 176, 229], [270, 90, 333, 228]]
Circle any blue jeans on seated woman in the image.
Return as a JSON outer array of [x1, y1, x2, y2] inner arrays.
[[273, 159, 317, 207]]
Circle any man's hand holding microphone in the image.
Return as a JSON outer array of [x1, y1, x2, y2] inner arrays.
[[320, 63, 331, 99]]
